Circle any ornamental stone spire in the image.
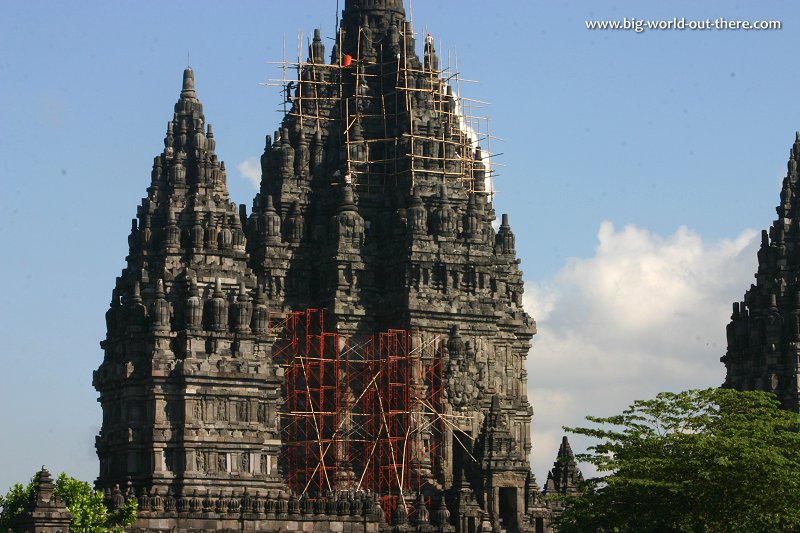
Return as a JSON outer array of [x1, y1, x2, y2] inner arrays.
[[241, 0, 537, 516], [99, 1, 550, 530], [18, 467, 72, 533], [723, 131, 800, 411], [95, 68, 285, 500], [180, 67, 197, 100], [543, 436, 584, 496]]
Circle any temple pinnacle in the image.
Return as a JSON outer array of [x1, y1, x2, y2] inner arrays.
[[343, 0, 405, 14], [181, 67, 196, 100]]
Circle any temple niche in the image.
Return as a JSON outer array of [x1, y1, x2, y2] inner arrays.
[[94, 1, 576, 531]]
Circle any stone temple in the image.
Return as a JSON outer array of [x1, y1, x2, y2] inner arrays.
[[93, 1, 581, 531], [723, 133, 800, 410]]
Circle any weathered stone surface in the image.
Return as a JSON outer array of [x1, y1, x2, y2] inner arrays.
[[542, 436, 583, 497], [95, 1, 562, 531], [17, 466, 73, 533], [723, 132, 800, 411], [94, 66, 285, 499]]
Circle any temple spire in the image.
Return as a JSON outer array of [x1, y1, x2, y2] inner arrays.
[[181, 67, 197, 100], [99, 3, 538, 525], [724, 131, 800, 410], [339, 0, 407, 58], [543, 436, 584, 496], [343, 0, 405, 15], [174, 67, 204, 121]]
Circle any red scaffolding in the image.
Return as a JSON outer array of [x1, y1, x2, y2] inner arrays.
[[271, 310, 444, 522], [271, 309, 340, 493]]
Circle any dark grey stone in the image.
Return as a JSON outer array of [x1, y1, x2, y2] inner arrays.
[[93, 1, 571, 531], [723, 132, 800, 411]]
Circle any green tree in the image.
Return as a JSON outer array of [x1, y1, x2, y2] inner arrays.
[[555, 388, 800, 533], [54, 474, 137, 533], [0, 478, 37, 530], [0, 472, 137, 533]]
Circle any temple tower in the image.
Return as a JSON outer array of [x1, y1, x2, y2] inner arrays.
[[723, 132, 800, 410], [250, 0, 536, 501], [94, 68, 285, 498], [98, 1, 544, 530], [542, 437, 584, 497]]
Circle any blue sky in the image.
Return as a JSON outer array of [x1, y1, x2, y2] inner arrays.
[[1, 0, 799, 490]]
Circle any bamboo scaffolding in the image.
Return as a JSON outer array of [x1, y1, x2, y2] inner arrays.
[[264, 22, 500, 196]]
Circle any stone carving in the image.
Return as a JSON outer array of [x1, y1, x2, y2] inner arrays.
[[150, 488, 163, 512], [724, 132, 800, 412], [253, 491, 265, 514], [445, 326, 482, 409], [215, 492, 226, 513], [217, 452, 227, 473], [95, 1, 545, 530], [216, 398, 227, 421], [237, 401, 249, 422], [202, 490, 213, 512], [195, 450, 206, 472], [227, 490, 240, 513], [190, 489, 202, 512]]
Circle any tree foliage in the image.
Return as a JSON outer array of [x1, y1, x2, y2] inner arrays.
[[54, 474, 137, 533], [555, 388, 800, 533], [0, 472, 137, 533], [0, 478, 37, 531]]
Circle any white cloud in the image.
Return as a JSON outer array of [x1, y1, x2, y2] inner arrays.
[[237, 157, 261, 189], [524, 221, 759, 483]]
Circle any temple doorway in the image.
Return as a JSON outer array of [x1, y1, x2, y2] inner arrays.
[[498, 487, 517, 529]]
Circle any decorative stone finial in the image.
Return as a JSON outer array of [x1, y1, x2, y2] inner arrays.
[[407, 189, 427, 236], [309, 28, 326, 64], [286, 201, 304, 244], [339, 185, 358, 213], [496, 213, 516, 255], [447, 324, 465, 358], [543, 435, 584, 496], [181, 67, 196, 99], [262, 195, 283, 244], [431, 185, 456, 237]]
